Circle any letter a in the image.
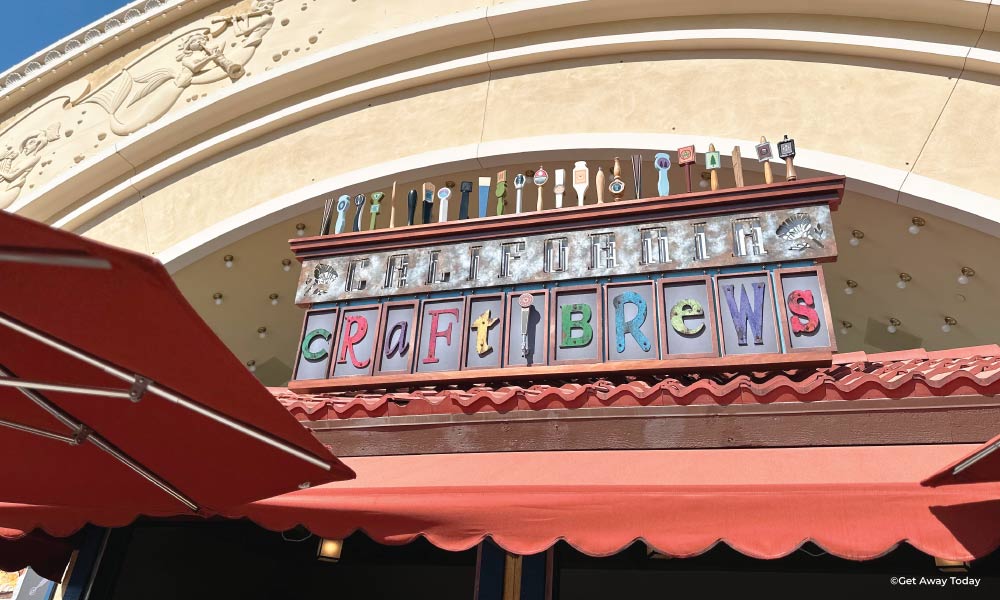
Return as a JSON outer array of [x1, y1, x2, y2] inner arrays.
[[384, 321, 410, 359], [613, 291, 652, 353], [723, 282, 766, 346]]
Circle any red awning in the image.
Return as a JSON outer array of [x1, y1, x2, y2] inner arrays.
[[923, 432, 1000, 486], [236, 446, 1000, 561], [0, 210, 353, 537], [0, 528, 74, 581]]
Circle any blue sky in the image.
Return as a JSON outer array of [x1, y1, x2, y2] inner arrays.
[[1, 2, 128, 72]]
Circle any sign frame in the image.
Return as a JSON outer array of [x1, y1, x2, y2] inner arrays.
[[373, 300, 420, 375], [548, 284, 604, 366], [713, 271, 781, 357], [461, 292, 507, 370], [603, 281, 662, 363], [502, 289, 549, 368], [292, 307, 339, 381], [656, 275, 719, 360], [773, 265, 838, 354], [330, 302, 384, 378]]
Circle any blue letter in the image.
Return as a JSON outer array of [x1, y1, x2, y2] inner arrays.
[[613, 291, 652, 353]]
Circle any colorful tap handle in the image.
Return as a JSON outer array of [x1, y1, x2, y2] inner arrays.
[[352, 194, 367, 232], [388, 181, 397, 228], [334, 194, 350, 234], [369, 191, 384, 230], [459, 181, 473, 220], [513, 173, 526, 214], [477, 177, 491, 218], [572, 161, 589, 206], [553, 169, 566, 208], [437, 186, 451, 223], [422, 182, 436, 224], [653, 152, 671, 196], [495, 170, 507, 216], [406, 189, 417, 226], [533, 166, 548, 212]]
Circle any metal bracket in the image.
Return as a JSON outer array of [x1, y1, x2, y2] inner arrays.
[[72, 425, 92, 446], [129, 375, 150, 403]]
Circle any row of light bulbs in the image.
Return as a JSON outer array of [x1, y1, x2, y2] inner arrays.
[[212, 292, 281, 306], [223, 255, 295, 272], [848, 216, 927, 248], [839, 315, 959, 335], [843, 266, 976, 295]]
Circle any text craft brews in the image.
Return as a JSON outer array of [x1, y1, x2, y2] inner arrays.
[[293, 138, 831, 381]]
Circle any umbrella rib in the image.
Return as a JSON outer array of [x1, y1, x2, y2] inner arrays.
[[0, 312, 333, 472], [0, 363, 200, 512], [0, 247, 112, 270], [0, 417, 78, 444], [0, 376, 132, 399]]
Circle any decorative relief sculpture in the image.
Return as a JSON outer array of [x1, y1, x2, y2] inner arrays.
[[81, 1, 280, 135], [0, 80, 88, 210]]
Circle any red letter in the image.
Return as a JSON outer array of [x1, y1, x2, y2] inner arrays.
[[787, 290, 819, 334], [422, 309, 459, 364], [337, 315, 370, 368]]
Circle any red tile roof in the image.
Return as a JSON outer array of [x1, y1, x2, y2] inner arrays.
[[272, 345, 1000, 421]]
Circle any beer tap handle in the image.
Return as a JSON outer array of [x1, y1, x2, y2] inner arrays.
[[459, 181, 473, 220], [406, 189, 417, 226]]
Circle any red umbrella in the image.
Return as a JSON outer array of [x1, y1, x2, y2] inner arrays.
[[0, 210, 353, 535]]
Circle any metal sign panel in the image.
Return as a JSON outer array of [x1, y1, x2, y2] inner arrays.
[[296, 206, 835, 304]]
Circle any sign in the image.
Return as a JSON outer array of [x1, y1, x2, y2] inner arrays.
[[293, 267, 836, 380], [296, 205, 835, 304], [677, 145, 696, 165]]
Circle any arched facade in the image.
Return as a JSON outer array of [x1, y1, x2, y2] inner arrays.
[[4, 0, 1000, 382]]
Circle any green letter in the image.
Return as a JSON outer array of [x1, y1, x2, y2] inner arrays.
[[560, 303, 593, 348]]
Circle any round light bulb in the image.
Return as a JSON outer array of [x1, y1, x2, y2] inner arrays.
[[248, 364, 256, 372], [271, 298, 278, 306], [699, 178, 709, 189], [844, 286, 854, 295], [896, 280, 907, 289], [259, 332, 266, 339], [839, 327, 848, 335], [887, 324, 897, 334], [849, 237, 860, 247], [295, 223, 306, 237], [908, 224, 920, 235], [958, 274, 969, 285], [941, 323, 951, 333], [215, 297, 223, 305], [283, 264, 291, 272], [246, 360, 256, 372], [225, 259, 233, 268]]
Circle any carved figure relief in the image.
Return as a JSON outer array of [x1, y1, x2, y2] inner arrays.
[[81, 0, 279, 135], [0, 80, 88, 210]]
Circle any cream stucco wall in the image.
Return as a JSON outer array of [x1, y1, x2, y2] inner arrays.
[[2, 0, 1000, 264]]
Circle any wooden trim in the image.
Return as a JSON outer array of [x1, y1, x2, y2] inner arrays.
[[656, 275, 719, 360], [372, 300, 419, 376], [548, 285, 603, 366], [463, 293, 507, 370], [503, 289, 549, 368], [603, 281, 661, 362], [290, 177, 845, 260], [291, 307, 339, 381], [330, 304, 383, 378], [773, 266, 838, 354], [306, 396, 1000, 456], [713, 270, 781, 358], [287, 350, 832, 393]]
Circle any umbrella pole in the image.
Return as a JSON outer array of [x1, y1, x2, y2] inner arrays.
[[0, 312, 333, 472]]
